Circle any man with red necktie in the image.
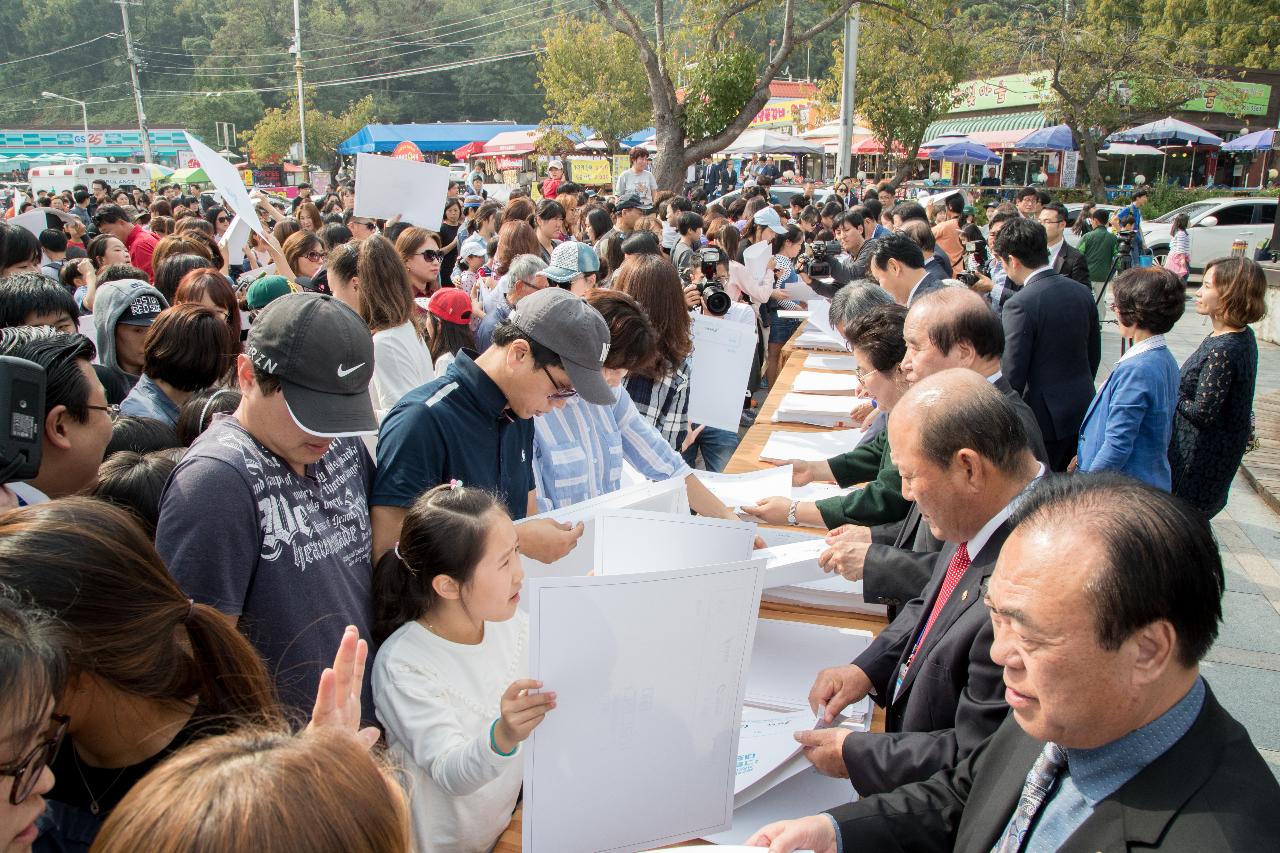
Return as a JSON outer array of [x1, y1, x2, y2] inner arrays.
[[797, 369, 1043, 797]]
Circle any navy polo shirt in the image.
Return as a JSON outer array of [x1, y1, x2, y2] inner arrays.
[[371, 350, 534, 520]]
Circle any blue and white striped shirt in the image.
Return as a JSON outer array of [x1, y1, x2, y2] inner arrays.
[[532, 388, 692, 512]]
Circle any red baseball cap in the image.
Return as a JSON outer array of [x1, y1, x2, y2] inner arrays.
[[427, 287, 473, 326]]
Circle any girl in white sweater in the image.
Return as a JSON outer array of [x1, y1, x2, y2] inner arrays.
[[371, 483, 555, 853]]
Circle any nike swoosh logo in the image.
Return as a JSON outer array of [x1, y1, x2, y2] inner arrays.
[[336, 363, 365, 378]]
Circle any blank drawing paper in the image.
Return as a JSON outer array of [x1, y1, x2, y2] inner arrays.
[[689, 314, 757, 432], [593, 510, 757, 576], [791, 371, 861, 395], [523, 560, 767, 853], [353, 152, 450, 230], [759, 429, 864, 463], [693, 466, 793, 510]]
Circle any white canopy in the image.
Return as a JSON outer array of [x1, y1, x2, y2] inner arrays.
[[1098, 143, 1165, 157], [721, 129, 824, 156], [800, 121, 873, 140]]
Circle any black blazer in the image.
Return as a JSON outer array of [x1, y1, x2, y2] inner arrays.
[[1054, 241, 1092, 287], [864, 503, 942, 613], [909, 270, 947, 306], [993, 375, 1049, 464], [922, 255, 951, 284], [840, 526, 1011, 796], [829, 685, 1280, 852], [1001, 269, 1102, 442]]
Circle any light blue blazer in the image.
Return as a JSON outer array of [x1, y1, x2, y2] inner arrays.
[[1077, 342, 1179, 489]]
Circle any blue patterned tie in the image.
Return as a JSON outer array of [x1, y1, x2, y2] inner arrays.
[[994, 742, 1068, 853]]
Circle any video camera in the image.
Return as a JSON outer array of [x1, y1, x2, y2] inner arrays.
[[695, 247, 733, 317], [957, 239, 985, 288], [796, 239, 841, 285], [0, 356, 45, 484]]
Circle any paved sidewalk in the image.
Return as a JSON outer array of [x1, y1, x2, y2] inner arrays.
[[1098, 295, 1280, 781]]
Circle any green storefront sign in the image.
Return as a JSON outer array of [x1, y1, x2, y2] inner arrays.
[[948, 72, 1271, 117]]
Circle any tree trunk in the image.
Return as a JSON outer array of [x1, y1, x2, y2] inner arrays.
[[1075, 126, 1108, 203], [652, 120, 689, 193]]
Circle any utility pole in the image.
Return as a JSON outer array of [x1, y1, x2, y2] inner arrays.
[[115, 0, 154, 164], [835, 6, 861, 181], [291, 0, 308, 175]]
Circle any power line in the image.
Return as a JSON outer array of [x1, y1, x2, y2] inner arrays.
[[0, 34, 120, 67]]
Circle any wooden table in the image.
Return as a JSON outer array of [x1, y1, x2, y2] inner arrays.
[[779, 322, 847, 370], [496, 353, 886, 853]]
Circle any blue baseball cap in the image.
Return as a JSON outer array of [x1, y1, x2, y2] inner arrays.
[[752, 207, 787, 234]]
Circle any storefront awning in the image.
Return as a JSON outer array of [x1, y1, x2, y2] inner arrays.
[[923, 112, 1047, 142]]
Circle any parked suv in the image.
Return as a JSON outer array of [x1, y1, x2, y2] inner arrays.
[[1142, 197, 1276, 271]]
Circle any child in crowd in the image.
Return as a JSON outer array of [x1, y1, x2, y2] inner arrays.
[[372, 484, 555, 853], [424, 288, 476, 375]]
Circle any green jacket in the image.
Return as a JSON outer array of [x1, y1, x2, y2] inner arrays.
[[1077, 227, 1118, 283], [815, 429, 910, 530]]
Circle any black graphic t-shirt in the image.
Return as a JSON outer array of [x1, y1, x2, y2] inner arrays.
[[156, 415, 376, 716]]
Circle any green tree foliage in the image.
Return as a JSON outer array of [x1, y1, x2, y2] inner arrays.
[[536, 14, 652, 152], [242, 93, 376, 167]]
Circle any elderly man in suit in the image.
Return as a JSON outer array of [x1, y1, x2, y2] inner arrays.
[[795, 370, 1043, 796], [997, 217, 1101, 472], [819, 288, 1048, 613], [1040, 202, 1091, 287], [750, 473, 1280, 853], [868, 232, 945, 307]]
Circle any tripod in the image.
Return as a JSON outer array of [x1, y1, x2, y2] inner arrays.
[[1095, 249, 1133, 357]]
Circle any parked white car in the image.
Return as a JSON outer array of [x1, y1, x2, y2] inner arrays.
[[1063, 204, 1120, 247], [1141, 197, 1276, 271]]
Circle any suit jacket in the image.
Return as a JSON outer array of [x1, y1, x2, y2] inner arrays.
[[830, 685, 1280, 852], [864, 503, 942, 612], [1077, 343, 1179, 489], [908, 270, 947, 306], [1001, 269, 1102, 443], [840, 526, 1011, 796], [993, 375, 1049, 464], [1053, 240, 1092, 287], [922, 255, 951, 284]]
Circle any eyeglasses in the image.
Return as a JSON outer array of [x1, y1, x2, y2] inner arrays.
[[304, 251, 326, 262], [216, 216, 230, 223], [2, 713, 69, 805], [418, 249, 442, 262], [541, 365, 577, 400], [1038, 218, 1065, 226], [851, 364, 874, 382], [85, 403, 120, 418]]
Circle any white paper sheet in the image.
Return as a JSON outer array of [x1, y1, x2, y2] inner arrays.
[[689, 313, 756, 432], [185, 133, 269, 238], [759, 429, 864, 463], [519, 477, 690, 581], [772, 393, 862, 428], [782, 278, 820, 302], [743, 240, 773, 287], [791, 481, 855, 503], [755, 539, 828, 589], [237, 263, 276, 285], [746, 619, 873, 712], [524, 560, 767, 853], [757, 528, 821, 548], [593, 510, 757, 576], [221, 214, 252, 266], [792, 371, 861, 395], [794, 328, 847, 350], [804, 353, 860, 371], [354, 152, 449, 230], [703, 767, 853, 846], [763, 574, 890, 617], [693, 466, 793, 510], [733, 708, 814, 796], [11, 208, 76, 239], [776, 309, 808, 320], [806, 297, 837, 339]]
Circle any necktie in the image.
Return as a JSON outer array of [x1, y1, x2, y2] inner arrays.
[[905, 542, 971, 671], [994, 742, 1068, 853]]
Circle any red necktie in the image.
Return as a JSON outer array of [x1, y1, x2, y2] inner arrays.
[[904, 542, 971, 672]]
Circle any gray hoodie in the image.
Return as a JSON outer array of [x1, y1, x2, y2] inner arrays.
[[93, 279, 169, 373]]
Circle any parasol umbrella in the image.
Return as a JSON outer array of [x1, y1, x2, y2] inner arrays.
[[1013, 124, 1076, 151], [1107, 117, 1223, 182], [1098, 143, 1164, 186], [452, 140, 485, 159], [1222, 129, 1277, 188], [169, 166, 210, 185], [928, 140, 1001, 165]]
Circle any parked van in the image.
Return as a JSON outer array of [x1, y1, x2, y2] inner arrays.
[[27, 161, 151, 196]]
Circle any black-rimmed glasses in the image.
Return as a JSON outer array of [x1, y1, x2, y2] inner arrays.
[[541, 365, 577, 400], [2, 713, 68, 805], [418, 249, 443, 262]]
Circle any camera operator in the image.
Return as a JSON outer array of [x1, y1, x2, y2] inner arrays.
[[799, 209, 872, 290], [671, 212, 704, 281], [0, 326, 113, 508]]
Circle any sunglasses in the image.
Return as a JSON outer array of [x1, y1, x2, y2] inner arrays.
[[418, 249, 442, 262], [304, 251, 326, 262], [216, 216, 230, 223], [2, 714, 68, 805]]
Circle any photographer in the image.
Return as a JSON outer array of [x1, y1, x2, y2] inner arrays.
[[671, 211, 704, 281], [810, 209, 872, 289]]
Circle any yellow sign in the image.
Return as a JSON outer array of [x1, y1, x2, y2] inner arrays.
[[611, 155, 631, 180], [749, 98, 810, 129], [568, 157, 611, 185], [241, 168, 253, 187]]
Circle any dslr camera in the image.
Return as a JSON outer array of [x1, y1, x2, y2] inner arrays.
[[695, 246, 733, 317], [0, 356, 45, 484], [796, 239, 841, 285]]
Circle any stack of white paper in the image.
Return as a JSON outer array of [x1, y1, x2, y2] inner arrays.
[[693, 466, 794, 511], [804, 353, 860, 371], [705, 767, 854, 846], [794, 328, 846, 350], [592, 510, 757, 576], [759, 429, 864, 463], [773, 393, 861, 428], [792, 481, 855, 503], [524, 560, 766, 853], [518, 478, 689, 581], [791, 371, 861, 395], [763, 574, 890, 617], [755, 539, 828, 589]]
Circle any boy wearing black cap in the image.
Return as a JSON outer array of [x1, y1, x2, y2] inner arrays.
[[371, 288, 615, 565], [156, 292, 381, 717]]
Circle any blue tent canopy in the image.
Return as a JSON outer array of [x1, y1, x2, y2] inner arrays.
[[1014, 124, 1076, 152], [337, 123, 537, 155]]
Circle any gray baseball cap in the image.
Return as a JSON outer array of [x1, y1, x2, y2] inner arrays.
[[542, 241, 600, 283], [509, 288, 614, 405], [245, 292, 378, 437]]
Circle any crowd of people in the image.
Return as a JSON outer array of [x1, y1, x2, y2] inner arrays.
[[0, 147, 1276, 853]]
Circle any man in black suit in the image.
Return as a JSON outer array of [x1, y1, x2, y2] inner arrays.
[[1040, 201, 1091, 287], [794, 370, 1042, 796], [892, 201, 954, 277], [868, 232, 945, 307], [750, 474, 1280, 853], [819, 288, 1049, 612], [996, 217, 1101, 471]]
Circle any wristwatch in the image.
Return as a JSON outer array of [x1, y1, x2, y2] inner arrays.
[[787, 501, 800, 527]]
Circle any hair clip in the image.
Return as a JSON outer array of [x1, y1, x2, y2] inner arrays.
[[449, 479, 463, 490]]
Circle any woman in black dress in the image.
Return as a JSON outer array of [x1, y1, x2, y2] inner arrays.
[[1169, 257, 1267, 518]]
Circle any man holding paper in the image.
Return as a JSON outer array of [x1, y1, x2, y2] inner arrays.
[[796, 370, 1041, 797]]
